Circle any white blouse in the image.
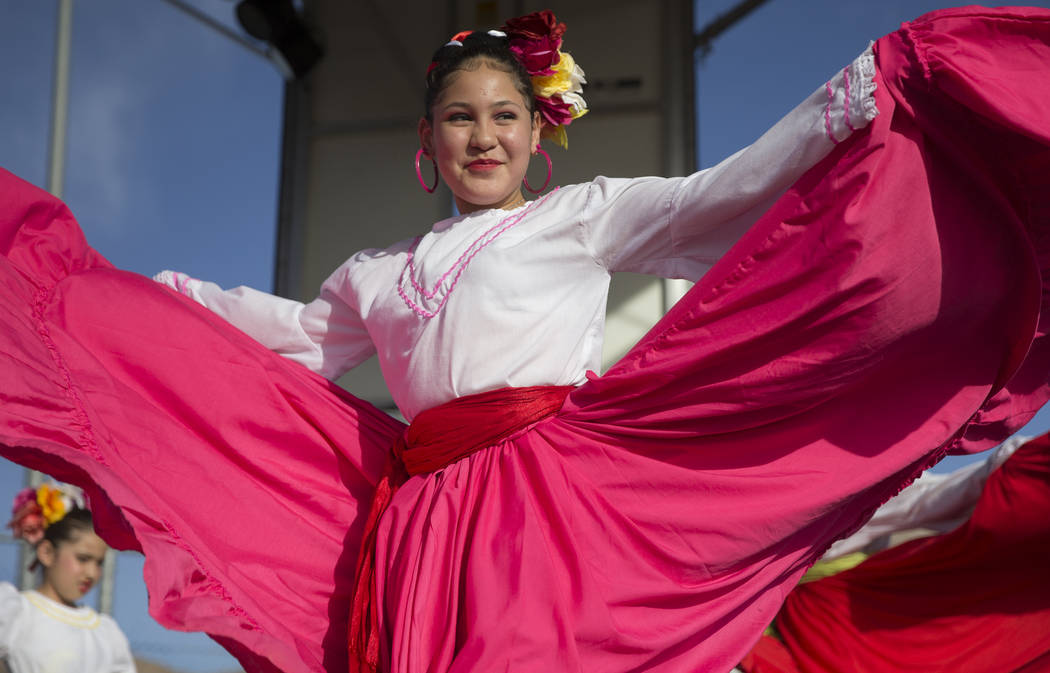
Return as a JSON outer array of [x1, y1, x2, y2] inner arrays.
[[157, 49, 877, 421], [0, 584, 136, 673]]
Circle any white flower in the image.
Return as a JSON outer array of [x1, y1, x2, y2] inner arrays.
[[561, 91, 587, 116], [568, 62, 586, 91]]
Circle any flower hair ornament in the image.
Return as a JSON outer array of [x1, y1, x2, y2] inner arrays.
[[502, 10, 588, 149], [8, 482, 85, 545]]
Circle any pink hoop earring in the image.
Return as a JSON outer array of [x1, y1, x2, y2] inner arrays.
[[415, 148, 439, 193], [523, 147, 552, 194]]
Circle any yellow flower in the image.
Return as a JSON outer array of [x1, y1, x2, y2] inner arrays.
[[533, 52, 583, 99], [37, 485, 67, 525], [542, 124, 569, 149]]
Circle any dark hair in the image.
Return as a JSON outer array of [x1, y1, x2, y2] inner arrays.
[[41, 507, 94, 549], [424, 31, 535, 121]]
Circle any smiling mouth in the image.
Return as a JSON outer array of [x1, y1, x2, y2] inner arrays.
[[467, 160, 502, 169]]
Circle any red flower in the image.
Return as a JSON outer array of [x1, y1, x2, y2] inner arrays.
[[11, 487, 36, 513], [504, 10, 565, 75], [536, 95, 576, 127], [508, 35, 561, 75], [503, 10, 565, 43], [8, 500, 45, 544]]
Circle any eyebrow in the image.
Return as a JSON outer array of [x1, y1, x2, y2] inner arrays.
[[441, 99, 523, 112]]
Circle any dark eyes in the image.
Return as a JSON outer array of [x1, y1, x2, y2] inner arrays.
[[446, 112, 517, 122]]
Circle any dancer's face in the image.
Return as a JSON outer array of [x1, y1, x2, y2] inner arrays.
[[37, 529, 107, 606], [420, 61, 542, 214]]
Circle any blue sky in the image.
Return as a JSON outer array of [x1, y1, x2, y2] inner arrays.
[[2, 1, 1049, 671]]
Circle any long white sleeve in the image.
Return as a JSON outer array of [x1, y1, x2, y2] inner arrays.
[[153, 270, 375, 380], [582, 46, 877, 280]]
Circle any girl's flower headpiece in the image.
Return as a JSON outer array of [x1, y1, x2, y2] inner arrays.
[[432, 10, 588, 149], [503, 10, 588, 149], [8, 483, 84, 545]]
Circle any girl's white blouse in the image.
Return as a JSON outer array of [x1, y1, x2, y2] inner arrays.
[[0, 583, 136, 673], [158, 49, 876, 421]]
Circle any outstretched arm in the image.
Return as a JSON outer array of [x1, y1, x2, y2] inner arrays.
[[583, 46, 877, 280], [154, 269, 375, 380]]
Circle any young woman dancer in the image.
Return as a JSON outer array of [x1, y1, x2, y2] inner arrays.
[[0, 484, 136, 673], [1, 7, 1049, 673]]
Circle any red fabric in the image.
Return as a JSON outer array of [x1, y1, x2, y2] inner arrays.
[[740, 635, 802, 673], [399, 385, 574, 475], [1, 7, 1050, 673], [349, 456, 407, 673], [348, 385, 572, 672], [772, 434, 1050, 673]]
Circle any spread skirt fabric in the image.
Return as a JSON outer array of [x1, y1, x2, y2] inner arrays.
[[2, 7, 1050, 673]]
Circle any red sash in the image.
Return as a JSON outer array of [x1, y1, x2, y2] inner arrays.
[[348, 385, 574, 672]]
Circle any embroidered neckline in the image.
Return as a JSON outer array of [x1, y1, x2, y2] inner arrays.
[[398, 189, 559, 319], [25, 590, 101, 629]]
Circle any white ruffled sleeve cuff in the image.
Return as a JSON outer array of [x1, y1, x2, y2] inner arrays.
[[153, 269, 206, 304], [822, 43, 878, 144]]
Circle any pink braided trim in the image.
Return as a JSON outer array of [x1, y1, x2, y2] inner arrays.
[[399, 190, 558, 319], [823, 81, 838, 145], [406, 191, 557, 300], [842, 66, 856, 132]]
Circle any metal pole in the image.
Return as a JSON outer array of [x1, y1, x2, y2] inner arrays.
[[157, 0, 271, 60], [159, 0, 299, 80], [46, 0, 73, 198], [694, 0, 772, 58], [99, 548, 117, 613]]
